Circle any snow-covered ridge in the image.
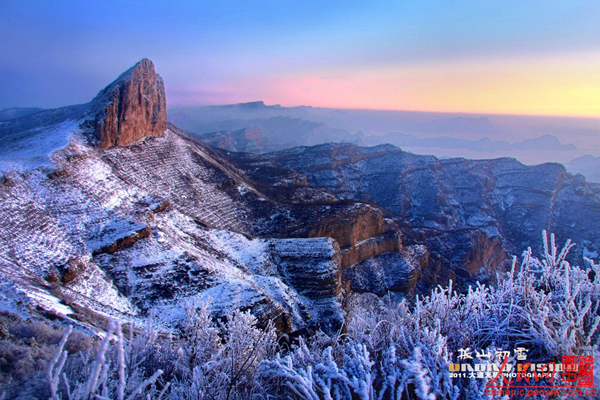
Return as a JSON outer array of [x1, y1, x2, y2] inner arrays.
[[0, 122, 362, 334], [0, 59, 428, 336], [0, 119, 83, 171]]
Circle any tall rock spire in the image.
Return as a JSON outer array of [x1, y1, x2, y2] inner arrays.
[[89, 58, 167, 149]]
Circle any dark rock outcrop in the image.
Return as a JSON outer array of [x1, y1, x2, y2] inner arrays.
[[221, 149, 409, 272], [89, 59, 167, 149], [269, 238, 341, 299], [269, 237, 344, 334], [92, 226, 152, 255], [57, 257, 88, 283], [343, 245, 428, 296]]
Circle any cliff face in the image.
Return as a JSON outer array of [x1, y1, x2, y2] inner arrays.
[[5, 58, 598, 338], [1, 60, 419, 336], [227, 151, 414, 274], [343, 245, 428, 296], [270, 238, 341, 299], [90, 59, 167, 149], [339, 231, 402, 270], [233, 142, 600, 290]]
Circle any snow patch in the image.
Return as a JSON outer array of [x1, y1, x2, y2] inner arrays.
[[26, 290, 73, 316], [207, 230, 276, 276], [0, 120, 81, 171], [237, 184, 249, 195]]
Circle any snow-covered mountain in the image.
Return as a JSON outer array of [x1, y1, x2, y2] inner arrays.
[[0, 60, 423, 336]]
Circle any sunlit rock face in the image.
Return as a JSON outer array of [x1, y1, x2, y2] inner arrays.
[[90, 58, 167, 149]]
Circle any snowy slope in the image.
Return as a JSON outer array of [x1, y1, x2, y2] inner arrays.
[[0, 122, 351, 334], [0, 119, 82, 170]]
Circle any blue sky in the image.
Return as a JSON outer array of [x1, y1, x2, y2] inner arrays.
[[1, 1, 599, 115]]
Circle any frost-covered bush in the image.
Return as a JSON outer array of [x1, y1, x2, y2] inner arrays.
[[258, 231, 600, 399], [8, 301, 277, 400], [45, 322, 170, 400], [169, 300, 276, 400], [0, 315, 93, 397], [1, 232, 598, 399]]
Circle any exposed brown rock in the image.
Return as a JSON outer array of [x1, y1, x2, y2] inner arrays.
[[45, 272, 59, 283], [1, 175, 14, 187], [92, 59, 167, 149], [60, 258, 87, 283], [92, 226, 152, 255], [459, 232, 506, 277], [302, 206, 405, 270], [305, 206, 386, 249], [152, 200, 172, 214], [339, 231, 402, 269], [48, 169, 69, 180], [247, 296, 293, 334]]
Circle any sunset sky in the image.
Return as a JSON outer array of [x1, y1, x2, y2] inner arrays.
[[1, 1, 599, 117]]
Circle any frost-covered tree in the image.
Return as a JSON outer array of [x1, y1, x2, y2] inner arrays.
[[170, 301, 276, 400], [43, 320, 170, 400]]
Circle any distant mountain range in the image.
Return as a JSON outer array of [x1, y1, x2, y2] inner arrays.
[[170, 103, 580, 154], [365, 132, 576, 152], [169, 102, 600, 181], [0, 107, 44, 121]]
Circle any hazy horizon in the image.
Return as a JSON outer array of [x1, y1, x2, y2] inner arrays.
[[168, 102, 600, 175], [171, 100, 600, 121], [2, 1, 598, 177]]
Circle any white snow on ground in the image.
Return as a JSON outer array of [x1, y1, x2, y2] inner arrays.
[[0, 280, 32, 320], [0, 124, 342, 333], [66, 262, 139, 315], [206, 229, 277, 276], [0, 120, 81, 171], [26, 290, 73, 316]]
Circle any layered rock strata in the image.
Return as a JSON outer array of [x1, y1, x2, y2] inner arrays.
[[269, 238, 344, 334], [232, 142, 600, 291], [343, 244, 428, 296]]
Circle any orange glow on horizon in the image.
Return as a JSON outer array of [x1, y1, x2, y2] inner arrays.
[[222, 52, 600, 118]]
